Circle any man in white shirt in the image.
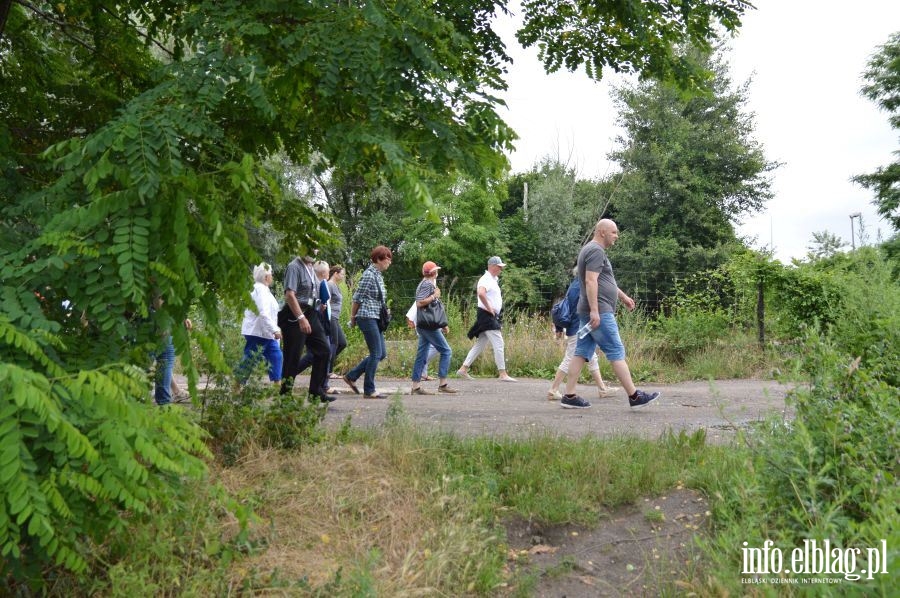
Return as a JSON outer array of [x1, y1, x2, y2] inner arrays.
[[457, 256, 517, 382]]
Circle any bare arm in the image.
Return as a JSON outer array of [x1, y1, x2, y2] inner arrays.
[[617, 287, 635, 311], [285, 289, 310, 334], [477, 286, 493, 315], [584, 270, 600, 328]]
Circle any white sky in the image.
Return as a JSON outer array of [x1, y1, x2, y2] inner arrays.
[[496, 1, 900, 263]]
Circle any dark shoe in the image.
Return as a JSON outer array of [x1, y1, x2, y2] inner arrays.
[[561, 395, 591, 409], [363, 392, 387, 399], [342, 375, 360, 394], [172, 393, 192, 405], [628, 390, 660, 408], [410, 387, 434, 395], [438, 384, 458, 394], [312, 394, 337, 403]]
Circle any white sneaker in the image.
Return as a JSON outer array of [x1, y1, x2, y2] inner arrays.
[[499, 376, 518, 382], [597, 385, 617, 398], [547, 389, 563, 401], [456, 369, 474, 380]]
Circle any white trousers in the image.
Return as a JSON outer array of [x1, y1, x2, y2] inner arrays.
[[557, 334, 600, 373], [463, 329, 506, 371]]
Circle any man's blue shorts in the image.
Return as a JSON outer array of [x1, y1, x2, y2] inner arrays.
[[574, 313, 626, 362]]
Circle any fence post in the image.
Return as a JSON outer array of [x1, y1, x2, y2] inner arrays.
[[756, 275, 765, 349]]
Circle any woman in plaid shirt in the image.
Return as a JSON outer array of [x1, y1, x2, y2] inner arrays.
[[343, 245, 393, 398]]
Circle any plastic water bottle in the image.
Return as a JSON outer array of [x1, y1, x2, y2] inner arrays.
[[576, 322, 594, 339]]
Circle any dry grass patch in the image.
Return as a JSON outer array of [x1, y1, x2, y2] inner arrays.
[[214, 443, 425, 587], [212, 441, 501, 593]]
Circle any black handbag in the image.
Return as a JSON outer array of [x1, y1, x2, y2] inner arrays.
[[417, 298, 448, 330], [376, 279, 391, 332]]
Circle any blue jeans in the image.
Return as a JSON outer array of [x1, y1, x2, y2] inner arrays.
[[153, 335, 175, 405], [237, 335, 283, 382], [412, 327, 451, 382], [574, 313, 626, 362], [346, 317, 386, 395]]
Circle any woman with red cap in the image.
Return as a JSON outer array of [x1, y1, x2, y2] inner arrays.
[[409, 261, 457, 395]]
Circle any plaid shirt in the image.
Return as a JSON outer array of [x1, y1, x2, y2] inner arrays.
[[352, 264, 386, 319]]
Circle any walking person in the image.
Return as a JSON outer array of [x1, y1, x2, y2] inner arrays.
[[548, 269, 612, 401], [406, 301, 439, 380], [236, 262, 283, 386], [409, 261, 457, 395], [278, 253, 336, 403], [561, 219, 660, 409], [294, 260, 332, 380], [456, 256, 517, 382], [343, 245, 393, 398], [327, 265, 348, 379]]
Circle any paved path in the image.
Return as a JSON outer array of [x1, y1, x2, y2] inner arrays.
[[312, 376, 793, 443]]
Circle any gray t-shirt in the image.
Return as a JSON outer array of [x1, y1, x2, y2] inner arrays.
[[327, 280, 342, 319], [577, 241, 618, 314]]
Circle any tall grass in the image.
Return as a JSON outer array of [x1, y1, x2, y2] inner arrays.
[[51, 411, 722, 596], [334, 297, 773, 383]]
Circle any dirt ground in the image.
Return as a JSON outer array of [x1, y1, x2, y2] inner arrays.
[[187, 373, 791, 596], [313, 374, 790, 596]]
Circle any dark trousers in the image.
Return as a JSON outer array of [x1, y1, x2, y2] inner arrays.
[[278, 305, 331, 398]]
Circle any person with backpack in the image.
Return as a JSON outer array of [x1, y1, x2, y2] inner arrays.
[[561, 219, 660, 409], [547, 268, 612, 401]]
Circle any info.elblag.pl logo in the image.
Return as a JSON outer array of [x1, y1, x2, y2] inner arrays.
[[741, 539, 889, 582]]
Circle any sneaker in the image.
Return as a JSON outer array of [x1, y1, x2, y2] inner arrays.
[[312, 394, 338, 403], [363, 392, 387, 399], [561, 395, 591, 409], [456, 368, 474, 380], [547, 389, 563, 401], [438, 384, 458, 394], [628, 390, 660, 408], [410, 387, 434, 395], [597, 385, 616, 399], [342, 375, 360, 394], [172, 393, 192, 405], [499, 375, 518, 382]]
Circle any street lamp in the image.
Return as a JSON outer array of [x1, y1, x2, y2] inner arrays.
[[849, 212, 862, 250]]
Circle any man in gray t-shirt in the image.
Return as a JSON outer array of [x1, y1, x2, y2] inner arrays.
[[560, 219, 660, 410], [577, 242, 618, 315]]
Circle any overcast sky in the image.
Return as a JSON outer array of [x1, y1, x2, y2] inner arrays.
[[495, 1, 900, 263]]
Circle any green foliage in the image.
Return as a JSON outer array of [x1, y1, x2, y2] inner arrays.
[[517, 0, 749, 85], [853, 32, 900, 232], [200, 376, 330, 466], [694, 247, 900, 595], [0, 357, 209, 582], [609, 48, 776, 302], [1, 0, 755, 588]]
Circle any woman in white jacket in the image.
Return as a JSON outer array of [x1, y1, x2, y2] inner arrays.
[[237, 262, 283, 384]]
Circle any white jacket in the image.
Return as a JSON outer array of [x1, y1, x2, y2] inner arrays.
[[241, 282, 281, 339]]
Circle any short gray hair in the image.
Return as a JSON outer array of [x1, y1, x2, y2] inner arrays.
[[313, 260, 330, 276], [253, 262, 272, 283]]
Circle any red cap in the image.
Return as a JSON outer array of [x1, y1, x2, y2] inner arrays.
[[422, 261, 441, 275]]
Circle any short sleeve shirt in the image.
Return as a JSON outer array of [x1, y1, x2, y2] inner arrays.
[[476, 270, 502, 312], [577, 241, 618, 314], [415, 279, 436, 301], [283, 258, 317, 304]]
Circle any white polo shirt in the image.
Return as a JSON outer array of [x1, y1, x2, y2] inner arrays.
[[476, 270, 502, 313]]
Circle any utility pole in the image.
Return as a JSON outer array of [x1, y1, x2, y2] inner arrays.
[[849, 212, 861, 250]]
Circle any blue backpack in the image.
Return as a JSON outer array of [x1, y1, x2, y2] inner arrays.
[[550, 296, 576, 330]]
